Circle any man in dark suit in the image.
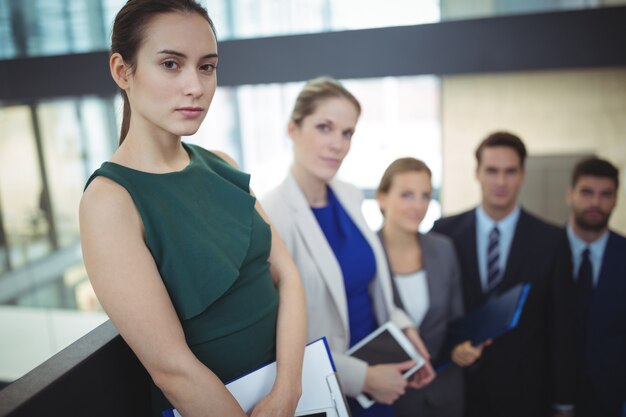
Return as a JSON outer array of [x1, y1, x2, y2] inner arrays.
[[561, 157, 626, 417], [432, 132, 564, 417]]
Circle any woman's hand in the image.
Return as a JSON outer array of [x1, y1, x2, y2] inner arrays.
[[250, 384, 301, 417], [363, 361, 414, 404], [451, 339, 492, 367], [403, 327, 431, 361], [403, 327, 436, 388], [407, 360, 436, 389]]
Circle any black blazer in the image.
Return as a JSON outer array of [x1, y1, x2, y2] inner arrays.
[[562, 230, 626, 417], [432, 208, 564, 417]]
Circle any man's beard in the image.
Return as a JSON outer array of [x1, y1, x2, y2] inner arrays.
[[573, 208, 610, 232]]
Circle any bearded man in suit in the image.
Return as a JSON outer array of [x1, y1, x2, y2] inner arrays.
[[559, 157, 626, 417]]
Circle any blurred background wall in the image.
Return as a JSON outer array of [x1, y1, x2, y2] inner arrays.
[[441, 68, 626, 230]]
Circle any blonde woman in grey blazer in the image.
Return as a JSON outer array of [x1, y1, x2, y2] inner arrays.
[[376, 158, 487, 417], [261, 78, 435, 417]]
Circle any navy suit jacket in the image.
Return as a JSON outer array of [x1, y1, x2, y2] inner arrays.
[[432, 208, 565, 417], [563, 230, 626, 416]]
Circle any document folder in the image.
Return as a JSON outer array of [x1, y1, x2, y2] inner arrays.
[[436, 282, 532, 370], [162, 337, 350, 417]]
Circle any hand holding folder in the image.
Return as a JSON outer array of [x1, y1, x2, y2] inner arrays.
[[450, 339, 493, 367], [436, 282, 532, 370]]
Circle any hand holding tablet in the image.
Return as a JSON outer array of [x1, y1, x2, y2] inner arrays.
[[346, 322, 426, 408]]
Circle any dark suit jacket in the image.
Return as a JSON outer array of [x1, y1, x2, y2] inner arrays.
[[432, 208, 563, 417], [561, 230, 626, 417], [378, 231, 465, 417]]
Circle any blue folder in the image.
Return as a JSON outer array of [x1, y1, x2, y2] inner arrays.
[[435, 282, 532, 370]]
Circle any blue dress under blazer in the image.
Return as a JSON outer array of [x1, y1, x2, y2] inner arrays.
[[314, 188, 394, 417], [261, 173, 413, 398], [378, 230, 465, 417]]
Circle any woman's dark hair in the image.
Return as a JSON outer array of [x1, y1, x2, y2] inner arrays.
[[111, 0, 216, 145], [290, 77, 361, 127]]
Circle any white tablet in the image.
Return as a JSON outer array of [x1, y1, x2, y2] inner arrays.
[[294, 408, 337, 417], [346, 321, 425, 409]]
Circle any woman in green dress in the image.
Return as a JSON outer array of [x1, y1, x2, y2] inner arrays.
[[79, 1, 306, 416]]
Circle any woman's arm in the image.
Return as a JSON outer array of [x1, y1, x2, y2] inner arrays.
[[213, 151, 306, 417], [403, 326, 436, 388], [251, 200, 307, 417], [80, 178, 246, 417]]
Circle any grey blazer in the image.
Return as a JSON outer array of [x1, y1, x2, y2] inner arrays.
[[378, 230, 465, 417], [261, 173, 412, 397]]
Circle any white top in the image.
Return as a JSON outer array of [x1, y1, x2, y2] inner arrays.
[[394, 269, 429, 327]]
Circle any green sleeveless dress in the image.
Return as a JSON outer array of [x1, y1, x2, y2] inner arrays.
[[85, 143, 278, 416]]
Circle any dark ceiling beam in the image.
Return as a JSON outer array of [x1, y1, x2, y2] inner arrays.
[[217, 5, 626, 85], [1, 6, 625, 104]]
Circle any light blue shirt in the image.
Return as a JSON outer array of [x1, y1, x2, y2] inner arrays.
[[566, 224, 609, 287], [476, 205, 521, 292]]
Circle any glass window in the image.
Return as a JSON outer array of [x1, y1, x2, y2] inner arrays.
[[0, 106, 50, 270], [0, 0, 440, 58], [440, 0, 626, 21], [0, 97, 116, 309], [0, 0, 15, 58], [0, 0, 125, 58], [37, 98, 117, 247], [206, 0, 439, 40], [37, 101, 88, 247], [0, 98, 113, 384]]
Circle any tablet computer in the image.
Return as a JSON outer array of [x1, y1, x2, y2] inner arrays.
[[346, 321, 425, 408], [294, 408, 336, 417]]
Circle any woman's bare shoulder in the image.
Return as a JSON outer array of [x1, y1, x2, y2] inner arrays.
[[80, 176, 141, 233]]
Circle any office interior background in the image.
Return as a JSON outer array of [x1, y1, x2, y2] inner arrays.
[[0, 0, 625, 389]]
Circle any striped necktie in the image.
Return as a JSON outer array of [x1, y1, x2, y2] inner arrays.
[[487, 226, 501, 292]]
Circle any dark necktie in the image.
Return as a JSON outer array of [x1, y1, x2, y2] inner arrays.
[[487, 226, 501, 292], [576, 247, 593, 321], [575, 247, 594, 395]]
